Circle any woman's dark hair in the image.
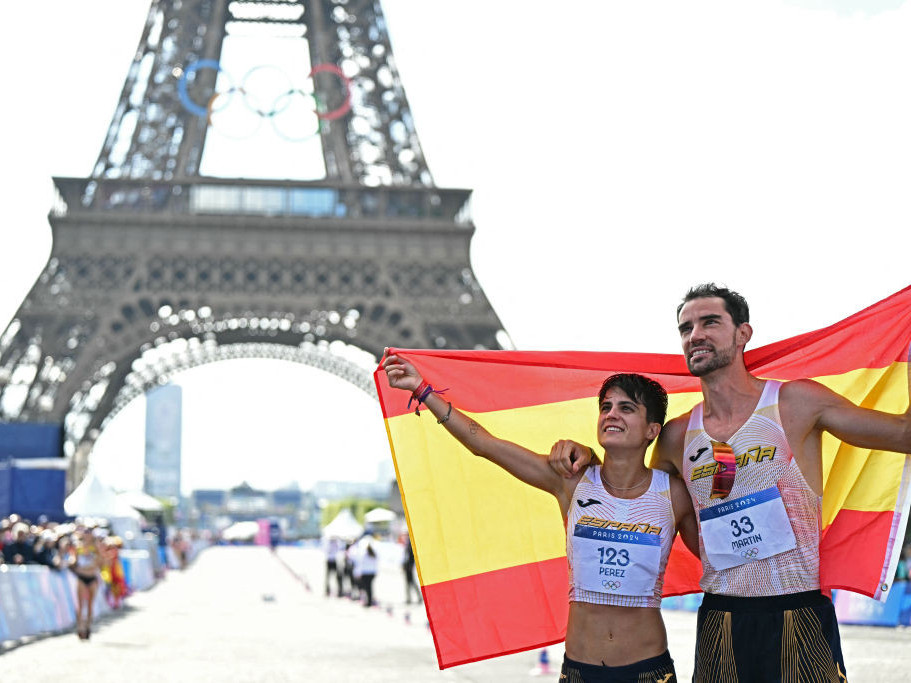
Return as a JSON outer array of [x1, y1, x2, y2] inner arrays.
[[598, 373, 668, 426]]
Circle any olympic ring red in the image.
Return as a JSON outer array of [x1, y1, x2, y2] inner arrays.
[[308, 63, 351, 121]]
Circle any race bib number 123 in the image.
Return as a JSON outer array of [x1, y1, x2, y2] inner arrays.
[[572, 527, 661, 596]]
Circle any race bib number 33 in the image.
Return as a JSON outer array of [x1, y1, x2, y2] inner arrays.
[[572, 526, 661, 596], [698, 486, 797, 570]]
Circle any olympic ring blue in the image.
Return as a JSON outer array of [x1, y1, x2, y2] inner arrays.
[[178, 59, 224, 117]]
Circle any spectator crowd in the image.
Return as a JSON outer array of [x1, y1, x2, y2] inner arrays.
[[1, 514, 134, 609]]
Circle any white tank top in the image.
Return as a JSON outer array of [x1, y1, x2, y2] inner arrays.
[[681, 380, 821, 596], [566, 467, 676, 608], [75, 546, 98, 569]]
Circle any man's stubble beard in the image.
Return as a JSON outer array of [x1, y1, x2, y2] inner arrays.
[[687, 338, 737, 377]]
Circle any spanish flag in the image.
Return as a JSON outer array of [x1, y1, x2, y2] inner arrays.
[[375, 286, 911, 669]]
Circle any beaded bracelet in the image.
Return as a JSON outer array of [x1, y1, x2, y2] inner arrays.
[[437, 401, 453, 424]]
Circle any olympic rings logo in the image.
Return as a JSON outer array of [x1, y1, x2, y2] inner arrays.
[[740, 548, 759, 559], [601, 580, 622, 590], [177, 60, 351, 141]]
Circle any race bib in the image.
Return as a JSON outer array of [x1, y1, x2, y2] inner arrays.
[[572, 526, 661, 596], [698, 486, 797, 570]]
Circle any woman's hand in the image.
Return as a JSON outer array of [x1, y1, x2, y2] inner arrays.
[[382, 352, 423, 393]]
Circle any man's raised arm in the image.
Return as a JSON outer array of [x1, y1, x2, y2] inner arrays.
[[784, 357, 911, 457]]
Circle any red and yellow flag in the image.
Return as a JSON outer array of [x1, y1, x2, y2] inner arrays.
[[374, 286, 911, 669]]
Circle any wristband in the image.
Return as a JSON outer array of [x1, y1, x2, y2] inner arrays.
[[437, 401, 453, 424], [406, 380, 448, 416]]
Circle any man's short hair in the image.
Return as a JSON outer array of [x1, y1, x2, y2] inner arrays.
[[677, 283, 750, 326], [598, 373, 668, 426]]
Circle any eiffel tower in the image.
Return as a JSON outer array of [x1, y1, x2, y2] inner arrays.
[[0, 0, 506, 483]]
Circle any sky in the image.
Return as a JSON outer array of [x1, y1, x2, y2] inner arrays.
[[1, 0, 909, 495]]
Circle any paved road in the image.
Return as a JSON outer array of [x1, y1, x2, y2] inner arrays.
[[2, 545, 909, 681]]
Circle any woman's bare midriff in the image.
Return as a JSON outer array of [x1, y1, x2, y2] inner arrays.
[[565, 601, 668, 667]]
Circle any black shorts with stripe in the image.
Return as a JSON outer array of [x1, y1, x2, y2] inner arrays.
[[693, 590, 847, 682], [560, 650, 676, 682]]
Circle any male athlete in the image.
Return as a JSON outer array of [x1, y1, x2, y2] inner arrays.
[[550, 283, 911, 682]]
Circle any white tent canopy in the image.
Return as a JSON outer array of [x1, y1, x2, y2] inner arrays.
[[321, 509, 363, 541], [116, 489, 164, 512], [363, 507, 396, 523], [64, 471, 143, 540], [64, 471, 140, 520], [221, 520, 259, 541]]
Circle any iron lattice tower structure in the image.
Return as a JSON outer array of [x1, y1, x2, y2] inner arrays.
[[0, 0, 506, 481]]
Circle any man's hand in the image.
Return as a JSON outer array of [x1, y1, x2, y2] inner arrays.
[[548, 439, 595, 478], [382, 352, 423, 393]]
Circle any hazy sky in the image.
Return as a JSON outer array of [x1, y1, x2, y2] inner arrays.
[[1, 0, 909, 494]]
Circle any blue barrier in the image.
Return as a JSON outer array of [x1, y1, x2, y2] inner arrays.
[[899, 583, 911, 626], [0, 565, 92, 641], [0, 556, 155, 643], [834, 582, 910, 626], [0, 537, 215, 645], [120, 549, 155, 591], [661, 583, 911, 628], [661, 592, 704, 611], [0, 541, 207, 644]]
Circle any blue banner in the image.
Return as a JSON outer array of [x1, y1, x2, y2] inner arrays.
[[0, 423, 65, 518], [144, 384, 182, 500], [0, 422, 63, 458]]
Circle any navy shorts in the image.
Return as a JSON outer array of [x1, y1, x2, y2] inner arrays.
[[693, 590, 847, 682], [560, 650, 676, 682]]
